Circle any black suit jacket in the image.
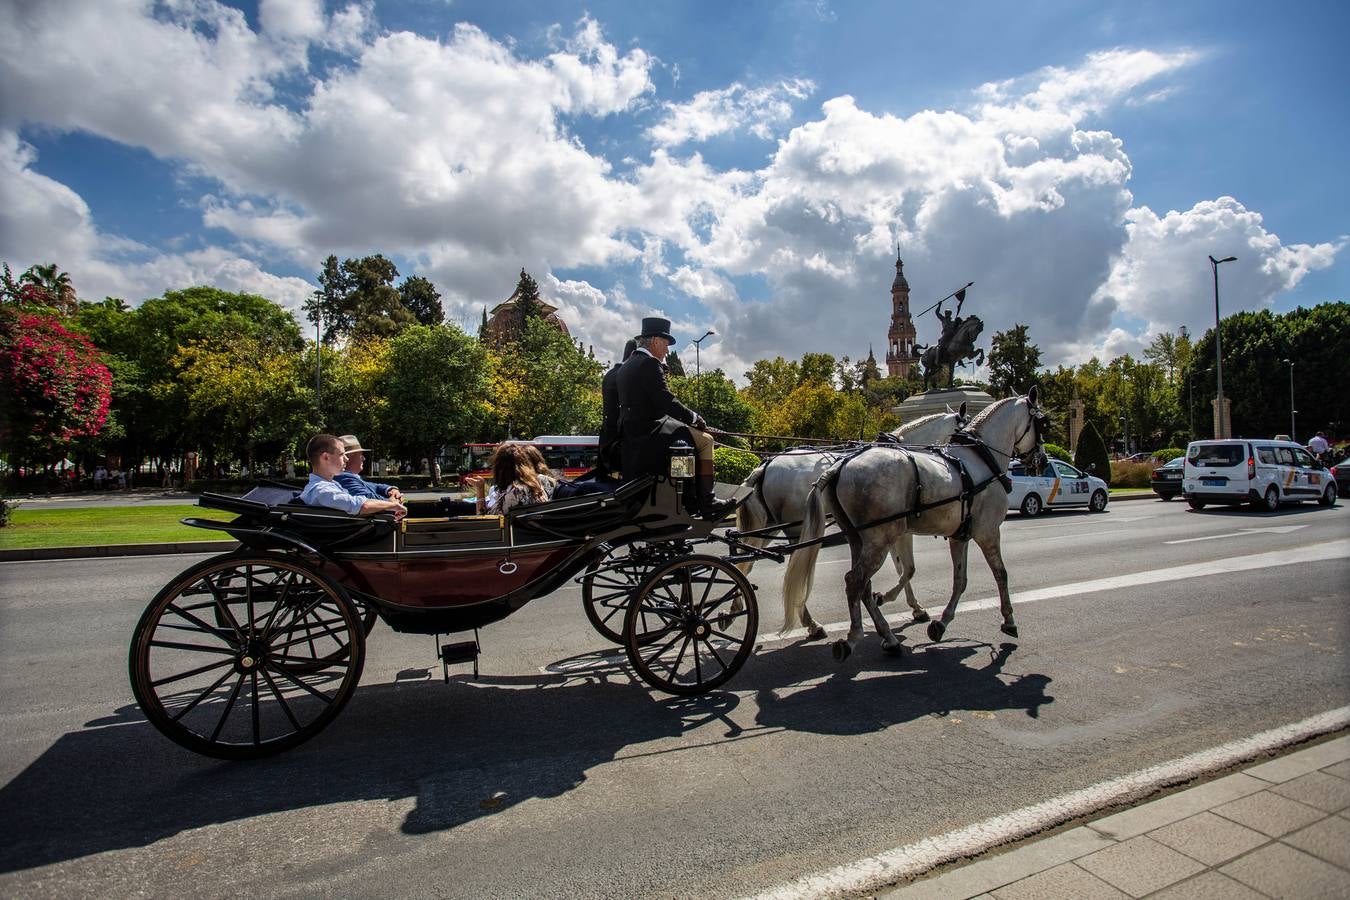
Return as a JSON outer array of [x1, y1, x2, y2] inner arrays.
[[616, 351, 696, 477], [600, 363, 622, 449]]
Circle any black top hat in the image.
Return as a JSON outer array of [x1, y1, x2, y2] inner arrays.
[[638, 316, 675, 343]]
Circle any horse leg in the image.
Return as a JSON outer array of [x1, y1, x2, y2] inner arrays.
[[862, 581, 904, 655], [833, 540, 890, 661], [976, 532, 1018, 638], [926, 537, 971, 643], [876, 534, 929, 622]]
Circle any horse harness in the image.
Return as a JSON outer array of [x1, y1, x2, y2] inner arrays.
[[824, 433, 1015, 546]]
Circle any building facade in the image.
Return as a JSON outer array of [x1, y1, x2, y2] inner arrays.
[[884, 252, 920, 378]]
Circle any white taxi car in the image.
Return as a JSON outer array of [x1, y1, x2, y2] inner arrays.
[[1183, 438, 1337, 510], [1007, 458, 1109, 516]]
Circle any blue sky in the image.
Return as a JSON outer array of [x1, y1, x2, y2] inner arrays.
[[1, 0, 1345, 377]]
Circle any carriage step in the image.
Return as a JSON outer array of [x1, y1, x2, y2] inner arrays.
[[437, 633, 480, 682]]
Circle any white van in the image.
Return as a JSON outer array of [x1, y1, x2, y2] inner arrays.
[[1183, 439, 1338, 510]]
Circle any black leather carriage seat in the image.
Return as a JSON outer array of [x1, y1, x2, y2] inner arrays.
[[508, 476, 656, 541], [196, 488, 395, 551]]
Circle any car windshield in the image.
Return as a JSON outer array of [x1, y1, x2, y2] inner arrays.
[[1160, 457, 1184, 469], [1188, 443, 1245, 466]]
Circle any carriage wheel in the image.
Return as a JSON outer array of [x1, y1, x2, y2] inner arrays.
[[129, 554, 366, 759], [623, 554, 758, 696], [582, 543, 663, 645]]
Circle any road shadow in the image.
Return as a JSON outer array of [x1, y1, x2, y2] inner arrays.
[[748, 639, 1052, 735], [0, 637, 1049, 873], [1184, 502, 1338, 518]]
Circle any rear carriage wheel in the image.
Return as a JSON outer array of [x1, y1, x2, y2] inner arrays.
[[623, 555, 758, 696], [129, 554, 365, 759], [582, 542, 678, 646]]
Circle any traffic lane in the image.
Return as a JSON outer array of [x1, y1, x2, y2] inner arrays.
[[0, 549, 1345, 896]]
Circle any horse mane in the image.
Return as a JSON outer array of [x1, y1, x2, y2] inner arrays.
[[901, 411, 950, 429], [965, 395, 1019, 430]]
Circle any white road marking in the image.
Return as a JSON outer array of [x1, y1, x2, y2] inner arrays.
[[768, 539, 1350, 642], [1165, 524, 1311, 544], [747, 706, 1350, 900], [1014, 515, 1152, 530]]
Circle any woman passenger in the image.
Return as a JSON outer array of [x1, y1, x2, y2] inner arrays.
[[485, 443, 557, 514]]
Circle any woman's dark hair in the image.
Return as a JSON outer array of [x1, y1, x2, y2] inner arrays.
[[521, 444, 554, 479], [490, 443, 546, 500]]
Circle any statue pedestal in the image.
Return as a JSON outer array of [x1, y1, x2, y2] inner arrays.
[[892, 387, 996, 424]]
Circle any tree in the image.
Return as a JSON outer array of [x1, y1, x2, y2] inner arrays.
[[382, 324, 492, 482], [0, 308, 112, 464], [665, 349, 686, 377], [987, 324, 1042, 398], [303, 255, 416, 344], [669, 369, 753, 433], [399, 275, 444, 326], [322, 338, 392, 455], [174, 335, 313, 470], [492, 317, 604, 438], [514, 269, 543, 322], [2, 261, 78, 314], [1073, 419, 1111, 482]]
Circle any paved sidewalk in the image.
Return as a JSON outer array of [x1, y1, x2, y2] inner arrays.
[[882, 735, 1350, 899]]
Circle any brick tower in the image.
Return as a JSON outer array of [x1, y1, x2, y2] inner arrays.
[[885, 251, 919, 378]]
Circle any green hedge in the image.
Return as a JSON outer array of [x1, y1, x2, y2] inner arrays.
[[1044, 442, 1070, 461], [187, 475, 440, 495], [714, 446, 762, 484], [1110, 460, 1154, 488]]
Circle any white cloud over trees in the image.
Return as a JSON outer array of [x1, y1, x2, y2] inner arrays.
[[0, 1, 1338, 380]]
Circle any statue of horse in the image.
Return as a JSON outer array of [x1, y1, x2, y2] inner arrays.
[[734, 405, 967, 638], [917, 314, 985, 391], [782, 388, 1048, 660]]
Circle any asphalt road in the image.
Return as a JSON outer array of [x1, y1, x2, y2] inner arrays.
[[0, 497, 1347, 898]]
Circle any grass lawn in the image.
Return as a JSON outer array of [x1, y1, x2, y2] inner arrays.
[[0, 504, 236, 550]]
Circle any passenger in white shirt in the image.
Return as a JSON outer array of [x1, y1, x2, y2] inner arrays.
[[299, 434, 407, 520]]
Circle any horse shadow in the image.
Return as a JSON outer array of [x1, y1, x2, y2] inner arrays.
[[0, 638, 1049, 874], [746, 636, 1053, 736]]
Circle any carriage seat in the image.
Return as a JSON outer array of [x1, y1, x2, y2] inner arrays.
[[507, 476, 657, 541], [194, 487, 396, 551]]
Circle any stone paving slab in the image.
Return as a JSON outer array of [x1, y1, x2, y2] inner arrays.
[[881, 735, 1350, 900]]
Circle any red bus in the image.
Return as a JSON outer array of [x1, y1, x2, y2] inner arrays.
[[453, 435, 600, 481]]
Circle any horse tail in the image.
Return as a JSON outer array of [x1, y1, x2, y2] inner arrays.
[[780, 463, 838, 634], [737, 463, 766, 531]]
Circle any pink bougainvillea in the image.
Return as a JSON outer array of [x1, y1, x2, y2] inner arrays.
[[0, 309, 112, 453]]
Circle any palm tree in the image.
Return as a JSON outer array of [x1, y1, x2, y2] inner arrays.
[[21, 263, 77, 314]]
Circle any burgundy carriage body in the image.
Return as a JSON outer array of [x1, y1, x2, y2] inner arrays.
[[186, 478, 713, 635]]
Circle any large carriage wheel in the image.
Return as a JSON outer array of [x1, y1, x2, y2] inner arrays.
[[129, 554, 366, 759], [582, 542, 666, 645], [623, 554, 758, 696]]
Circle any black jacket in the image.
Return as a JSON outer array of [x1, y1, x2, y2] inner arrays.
[[600, 363, 622, 449], [616, 350, 696, 477]]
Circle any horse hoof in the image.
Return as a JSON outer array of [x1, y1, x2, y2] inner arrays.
[[832, 640, 852, 662], [926, 621, 946, 642], [882, 642, 905, 656], [1001, 623, 1019, 638], [911, 610, 930, 624], [806, 625, 828, 642], [872, 591, 887, 607]]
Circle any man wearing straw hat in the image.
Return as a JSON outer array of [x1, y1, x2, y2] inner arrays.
[[335, 434, 404, 502], [616, 316, 732, 520]]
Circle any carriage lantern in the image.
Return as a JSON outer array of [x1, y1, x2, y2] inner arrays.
[[668, 440, 695, 481]]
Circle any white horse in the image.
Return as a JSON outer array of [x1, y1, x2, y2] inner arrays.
[[782, 389, 1048, 660], [735, 407, 967, 638]]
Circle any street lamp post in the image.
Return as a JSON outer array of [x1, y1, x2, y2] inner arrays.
[[315, 312, 323, 428], [1179, 324, 1193, 438], [1282, 358, 1296, 442], [1209, 254, 1237, 438], [1119, 414, 1129, 456], [690, 329, 715, 411]]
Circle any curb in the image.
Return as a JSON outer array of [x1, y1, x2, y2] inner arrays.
[[0, 540, 238, 562]]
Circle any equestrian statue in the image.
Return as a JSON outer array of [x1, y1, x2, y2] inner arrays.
[[915, 288, 984, 391]]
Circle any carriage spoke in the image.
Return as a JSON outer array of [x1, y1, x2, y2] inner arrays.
[[250, 671, 261, 746], [697, 637, 730, 675], [205, 576, 244, 639], [148, 639, 237, 655], [152, 656, 236, 689], [167, 668, 237, 722], [268, 652, 350, 669], [269, 666, 338, 705], [166, 604, 236, 643], [209, 673, 247, 742], [260, 667, 302, 732], [268, 618, 350, 651]]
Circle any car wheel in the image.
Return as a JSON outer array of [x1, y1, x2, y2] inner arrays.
[[1187, 498, 1206, 510], [1259, 485, 1279, 512], [1156, 492, 1171, 501], [1320, 484, 1337, 507], [1089, 489, 1108, 512], [1020, 493, 1042, 517]]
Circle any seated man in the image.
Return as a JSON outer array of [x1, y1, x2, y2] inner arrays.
[[616, 317, 732, 519], [300, 434, 407, 520], [335, 435, 404, 502]]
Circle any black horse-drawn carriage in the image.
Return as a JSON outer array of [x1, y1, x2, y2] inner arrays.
[[129, 468, 761, 759]]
